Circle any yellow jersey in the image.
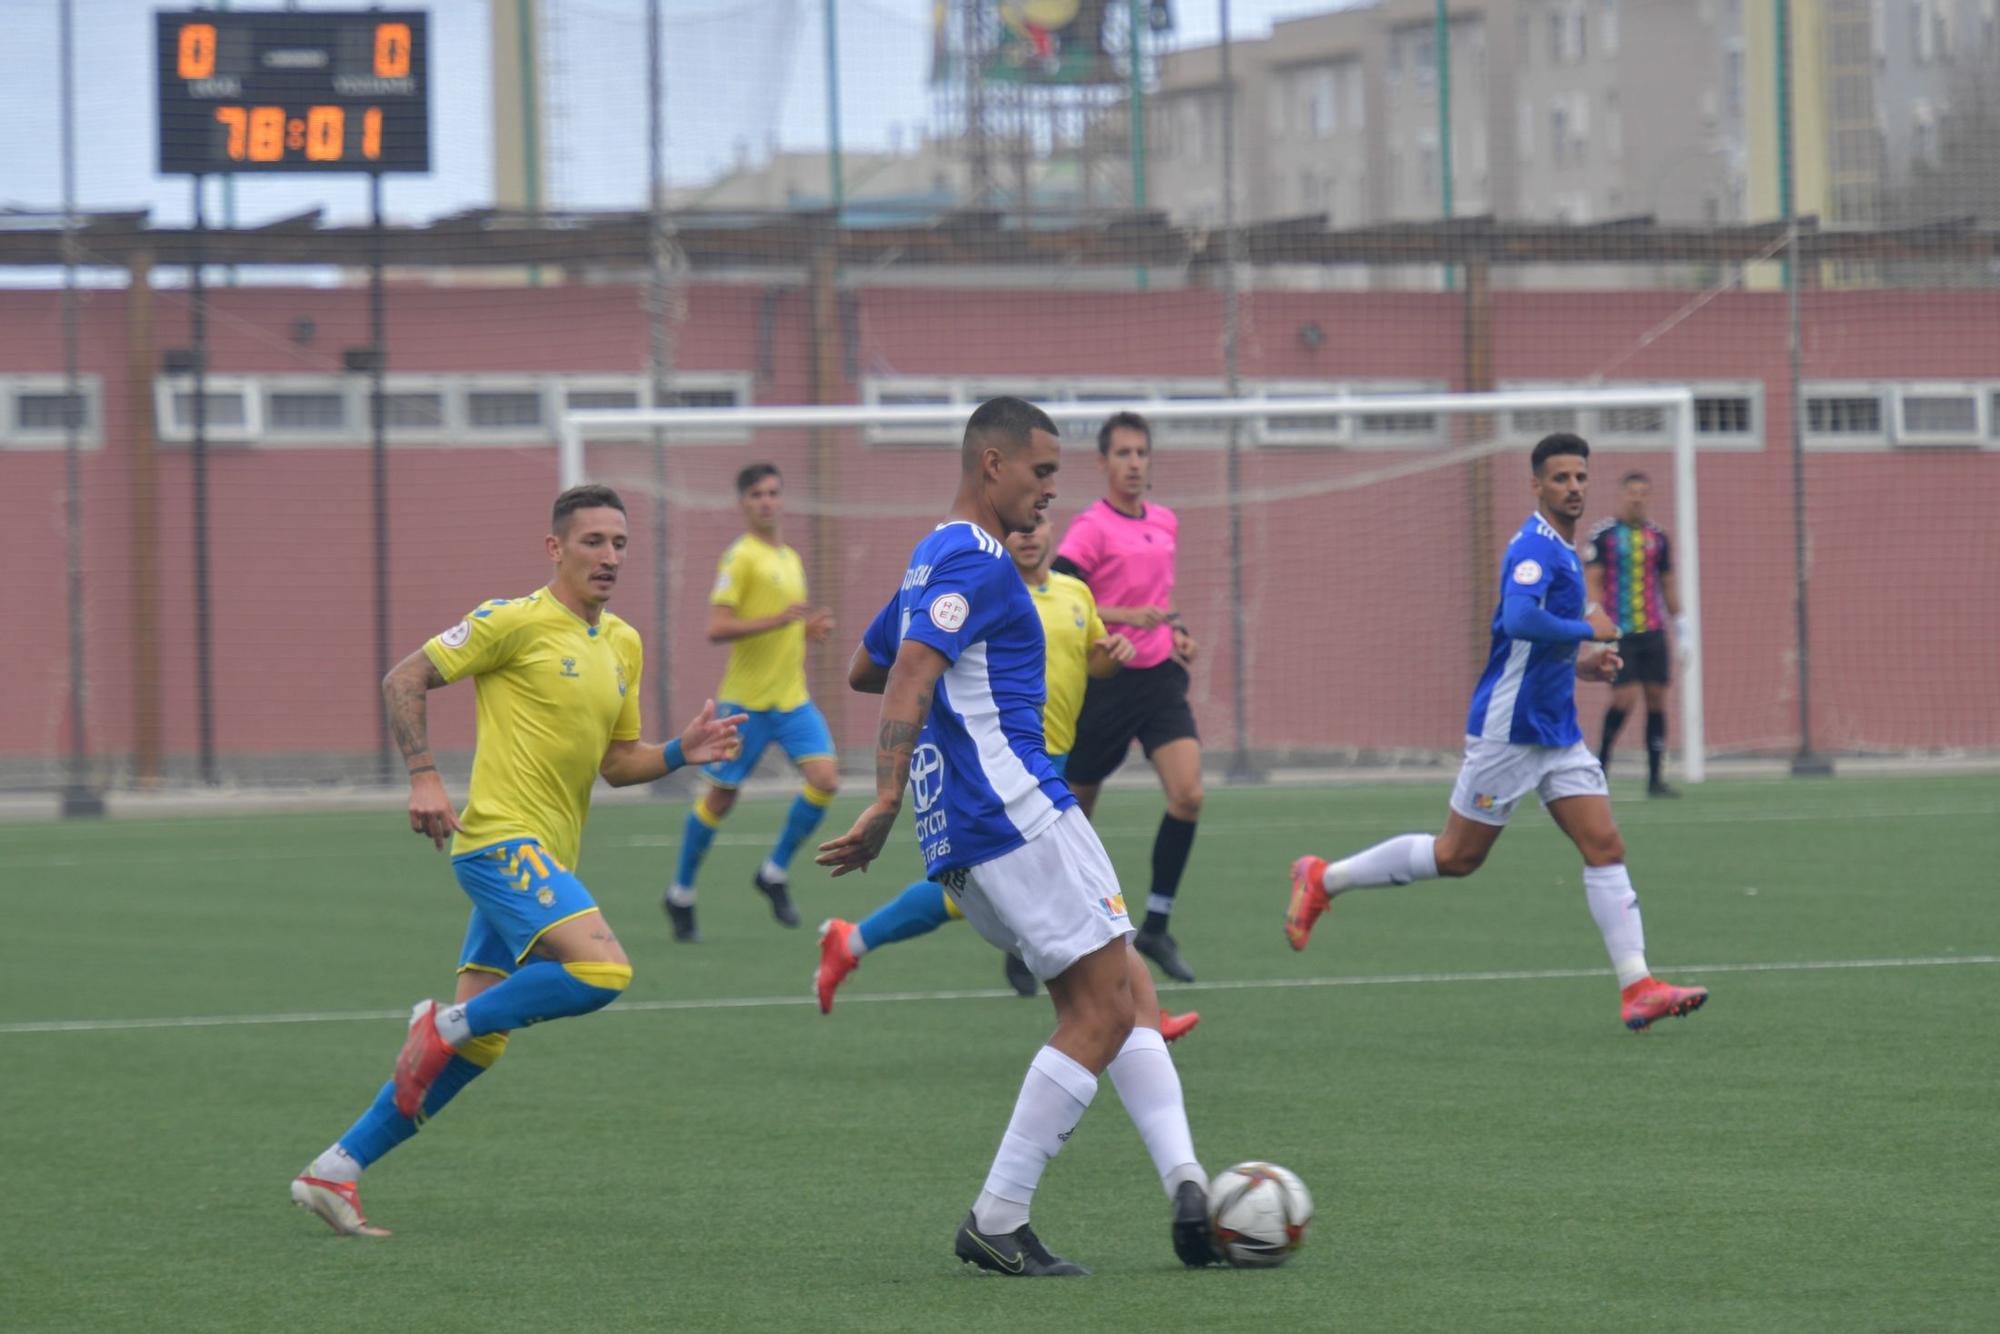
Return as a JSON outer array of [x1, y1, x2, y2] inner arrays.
[[423, 588, 643, 868], [710, 533, 811, 712], [1028, 571, 1106, 757]]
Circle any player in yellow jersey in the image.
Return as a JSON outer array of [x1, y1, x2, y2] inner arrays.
[[811, 511, 1198, 1039], [290, 485, 745, 1237], [664, 463, 839, 941]]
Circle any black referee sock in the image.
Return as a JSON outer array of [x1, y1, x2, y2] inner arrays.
[[1142, 814, 1199, 933], [1599, 707, 1628, 770], [1645, 711, 1667, 785]]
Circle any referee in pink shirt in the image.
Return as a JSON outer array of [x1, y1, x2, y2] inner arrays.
[[1052, 412, 1205, 983]]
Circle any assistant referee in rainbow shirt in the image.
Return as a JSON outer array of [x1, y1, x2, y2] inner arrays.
[[1052, 411, 1205, 983]]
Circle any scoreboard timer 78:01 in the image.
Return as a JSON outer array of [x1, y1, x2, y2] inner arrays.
[[155, 9, 431, 175]]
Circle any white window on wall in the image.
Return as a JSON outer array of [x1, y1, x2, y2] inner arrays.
[[265, 384, 355, 439], [1602, 0, 1620, 54], [156, 378, 258, 442], [4, 376, 102, 449], [1894, 385, 1985, 445], [1804, 386, 1888, 444], [1307, 66, 1338, 137], [465, 386, 547, 432], [1551, 100, 1572, 166]]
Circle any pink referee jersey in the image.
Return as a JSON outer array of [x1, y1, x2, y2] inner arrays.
[[1056, 499, 1179, 669]]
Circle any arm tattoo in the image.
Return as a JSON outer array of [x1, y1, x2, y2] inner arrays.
[[873, 682, 932, 796], [384, 660, 443, 764]]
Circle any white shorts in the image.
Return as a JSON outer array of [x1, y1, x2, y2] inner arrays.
[[943, 807, 1134, 981], [1449, 735, 1608, 827]]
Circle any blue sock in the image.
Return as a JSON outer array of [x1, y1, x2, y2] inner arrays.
[[857, 882, 955, 952], [461, 960, 628, 1035], [336, 1054, 489, 1168], [768, 791, 833, 872], [675, 802, 722, 890]]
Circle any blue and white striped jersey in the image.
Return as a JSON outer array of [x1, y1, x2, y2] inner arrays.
[[862, 521, 1074, 877], [1465, 513, 1588, 747]]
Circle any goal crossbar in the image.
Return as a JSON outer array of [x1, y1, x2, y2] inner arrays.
[[557, 387, 1705, 782]]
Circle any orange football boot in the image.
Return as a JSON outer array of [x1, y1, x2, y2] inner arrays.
[[1159, 1009, 1200, 1043], [1285, 856, 1331, 952], [290, 1171, 391, 1237], [1621, 977, 1710, 1031], [814, 918, 861, 1015], [391, 999, 458, 1118]]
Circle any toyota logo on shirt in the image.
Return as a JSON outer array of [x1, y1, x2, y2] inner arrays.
[[909, 743, 944, 812]]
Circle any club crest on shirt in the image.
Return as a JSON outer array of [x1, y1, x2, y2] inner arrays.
[[1512, 559, 1543, 585], [929, 593, 970, 631]]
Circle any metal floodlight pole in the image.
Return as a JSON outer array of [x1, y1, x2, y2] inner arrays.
[[1219, 0, 1255, 781], [370, 172, 393, 786], [59, 0, 102, 817], [1776, 0, 1828, 776], [1128, 0, 1147, 288], [1436, 0, 1454, 290], [824, 0, 844, 218], [191, 177, 218, 786], [646, 0, 675, 775]]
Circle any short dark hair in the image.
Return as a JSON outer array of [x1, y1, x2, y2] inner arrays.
[[962, 396, 1059, 467], [736, 462, 781, 495], [552, 483, 626, 534], [1097, 410, 1152, 456], [1531, 432, 1590, 475], [1620, 469, 1651, 487]]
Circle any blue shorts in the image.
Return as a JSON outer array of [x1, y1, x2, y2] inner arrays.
[[453, 838, 601, 975], [702, 701, 836, 788]]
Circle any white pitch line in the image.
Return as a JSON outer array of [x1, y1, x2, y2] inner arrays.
[[3, 954, 1993, 1037]]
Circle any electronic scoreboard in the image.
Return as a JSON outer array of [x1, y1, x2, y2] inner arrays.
[[155, 9, 430, 174]]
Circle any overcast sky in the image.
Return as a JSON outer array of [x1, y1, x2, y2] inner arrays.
[[2, 0, 1343, 228]]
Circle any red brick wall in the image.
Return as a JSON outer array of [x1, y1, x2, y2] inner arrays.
[[3, 280, 1995, 777]]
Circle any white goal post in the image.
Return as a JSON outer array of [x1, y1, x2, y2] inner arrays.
[[558, 387, 1706, 783]]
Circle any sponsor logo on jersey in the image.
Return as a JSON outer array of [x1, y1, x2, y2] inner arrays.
[[1098, 893, 1128, 920], [1473, 792, 1498, 811], [559, 657, 580, 678], [929, 593, 970, 631], [439, 620, 472, 649], [909, 743, 945, 812]]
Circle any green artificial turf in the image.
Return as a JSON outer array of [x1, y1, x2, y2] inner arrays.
[[2, 774, 1994, 1332]]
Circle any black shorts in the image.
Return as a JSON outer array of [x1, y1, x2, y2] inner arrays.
[[1065, 660, 1199, 786], [1613, 630, 1671, 687]]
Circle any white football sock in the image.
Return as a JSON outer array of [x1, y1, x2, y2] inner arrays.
[[433, 1001, 472, 1047], [1106, 1027, 1205, 1198], [972, 1046, 1098, 1234], [1325, 833, 1438, 894], [846, 921, 870, 958], [759, 859, 787, 884], [1584, 863, 1650, 988], [663, 884, 696, 908], [308, 1144, 361, 1183]]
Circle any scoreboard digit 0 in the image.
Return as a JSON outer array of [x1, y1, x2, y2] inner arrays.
[[155, 9, 431, 174]]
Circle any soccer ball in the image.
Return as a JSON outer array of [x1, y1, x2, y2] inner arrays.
[[1207, 1161, 1314, 1268]]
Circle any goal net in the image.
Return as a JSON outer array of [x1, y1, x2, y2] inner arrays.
[[558, 389, 1708, 785]]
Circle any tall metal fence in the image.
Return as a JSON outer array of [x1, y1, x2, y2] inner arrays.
[[3, 0, 1996, 798]]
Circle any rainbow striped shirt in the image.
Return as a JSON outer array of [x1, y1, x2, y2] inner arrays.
[[1585, 518, 1674, 635]]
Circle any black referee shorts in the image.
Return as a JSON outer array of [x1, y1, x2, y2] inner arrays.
[[1065, 660, 1200, 786], [1613, 630, 1671, 687]]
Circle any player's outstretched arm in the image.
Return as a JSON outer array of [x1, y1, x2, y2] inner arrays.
[[816, 640, 947, 877], [384, 648, 460, 851], [599, 700, 750, 788]]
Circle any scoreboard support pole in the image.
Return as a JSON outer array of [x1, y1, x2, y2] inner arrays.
[[190, 176, 219, 786], [369, 173, 394, 786]]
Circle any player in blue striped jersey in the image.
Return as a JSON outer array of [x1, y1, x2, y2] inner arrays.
[[1284, 433, 1710, 1032], [816, 396, 1218, 1275]]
